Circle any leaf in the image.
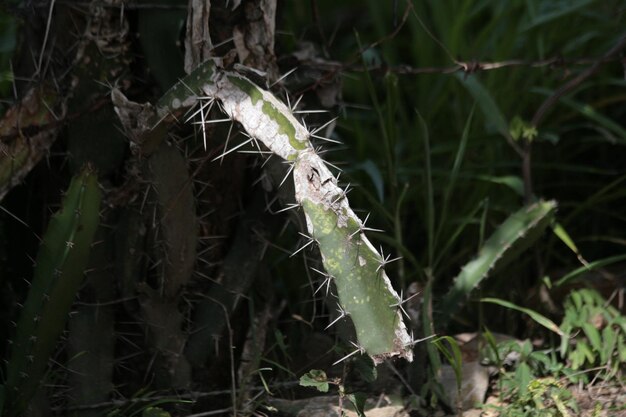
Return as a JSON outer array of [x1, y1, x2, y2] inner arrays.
[[433, 336, 463, 391], [555, 254, 626, 286], [142, 407, 171, 417], [475, 174, 524, 196], [299, 370, 329, 393], [353, 355, 377, 384], [532, 87, 626, 144], [481, 298, 563, 336], [346, 392, 367, 417], [578, 341, 595, 364], [581, 323, 602, 353], [552, 222, 583, 260], [600, 326, 616, 364], [515, 362, 532, 396], [455, 73, 509, 139], [355, 159, 385, 202], [509, 116, 538, 141], [522, 0, 594, 30], [435, 106, 474, 254]]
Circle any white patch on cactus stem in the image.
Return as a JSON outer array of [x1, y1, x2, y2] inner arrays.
[[202, 71, 310, 161]]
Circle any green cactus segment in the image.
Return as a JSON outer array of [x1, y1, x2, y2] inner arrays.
[[156, 59, 216, 117], [4, 167, 102, 414], [440, 200, 557, 322], [302, 199, 406, 358]]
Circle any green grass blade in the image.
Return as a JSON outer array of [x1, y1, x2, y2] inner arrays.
[[417, 110, 435, 266], [481, 298, 563, 336], [455, 73, 509, 140], [435, 106, 474, 252], [555, 254, 626, 286]]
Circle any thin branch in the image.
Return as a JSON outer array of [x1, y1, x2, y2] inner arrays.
[[531, 33, 626, 127]]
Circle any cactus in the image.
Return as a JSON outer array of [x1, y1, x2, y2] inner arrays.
[[66, 225, 115, 415], [137, 142, 197, 387], [3, 166, 102, 415], [440, 200, 557, 323], [125, 59, 413, 363]]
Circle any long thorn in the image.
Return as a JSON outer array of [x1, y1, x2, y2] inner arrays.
[[211, 138, 253, 162], [271, 67, 298, 88], [332, 341, 364, 366]]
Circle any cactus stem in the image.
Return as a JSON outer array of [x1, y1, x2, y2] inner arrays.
[[333, 341, 366, 366], [331, 183, 351, 204]]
